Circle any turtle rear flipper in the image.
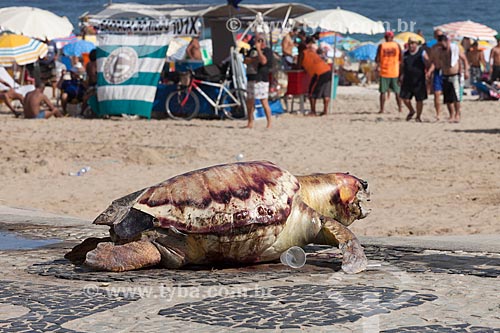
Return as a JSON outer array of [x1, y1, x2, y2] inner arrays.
[[315, 217, 367, 274], [84, 240, 161, 272]]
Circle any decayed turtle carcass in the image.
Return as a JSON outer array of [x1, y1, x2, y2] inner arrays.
[[66, 161, 371, 274]]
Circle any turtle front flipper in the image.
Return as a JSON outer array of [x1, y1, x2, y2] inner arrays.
[[314, 218, 367, 274], [84, 240, 161, 272]]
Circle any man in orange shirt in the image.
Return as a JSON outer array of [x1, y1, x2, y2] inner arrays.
[[300, 37, 332, 116], [376, 31, 402, 113]]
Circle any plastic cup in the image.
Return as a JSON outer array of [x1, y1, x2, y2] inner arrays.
[[280, 246, 306, 268]]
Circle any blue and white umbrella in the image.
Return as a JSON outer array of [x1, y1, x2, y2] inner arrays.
[[63, 40, 95, 57], [349, 42, 378, 61]]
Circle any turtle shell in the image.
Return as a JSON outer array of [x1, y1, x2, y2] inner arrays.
[[106, 161, 299, 238]]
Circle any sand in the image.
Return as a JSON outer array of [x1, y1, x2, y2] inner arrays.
[[0, 85, 498, 237]]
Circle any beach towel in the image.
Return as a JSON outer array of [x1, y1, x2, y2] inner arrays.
[[95, 34, 173, 118], [450, 43, 459, 68]]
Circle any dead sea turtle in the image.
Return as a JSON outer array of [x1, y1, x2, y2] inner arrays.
[[66, 161, 370, 274]]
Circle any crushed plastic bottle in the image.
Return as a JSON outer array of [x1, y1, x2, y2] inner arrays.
[[280, 246, 306, 268], [69, 166, 91, 176]]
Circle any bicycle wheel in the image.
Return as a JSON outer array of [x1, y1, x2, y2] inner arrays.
[[166, 89, 200, 120], [221, 88, 246, 120]]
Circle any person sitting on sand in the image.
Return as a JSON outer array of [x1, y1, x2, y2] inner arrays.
[[0, 75, 24, 117], [400, 37, 430, 122], [376, 31, 403, 114], [23, 81, 62, 119], [57, 67, 86, 115], [300, 37, 331, 116], [427, 35, 469, 123], [489, 34, 500, 82]]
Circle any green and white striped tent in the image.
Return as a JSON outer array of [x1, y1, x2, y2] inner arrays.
[[95, 34, 173, 118]]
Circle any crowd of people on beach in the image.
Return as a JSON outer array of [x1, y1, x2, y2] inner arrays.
[[1, 24, 499, 124], [0, 47, 97, 119], [376, 30, 500, 123]]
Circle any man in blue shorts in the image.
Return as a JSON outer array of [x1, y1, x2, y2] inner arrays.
[[428, 29, 444, 120], [23, 81, 62, 119]]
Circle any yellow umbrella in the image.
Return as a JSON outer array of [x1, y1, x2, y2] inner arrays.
[[394, 32, 425, 44], [0, 34, 48, 66]]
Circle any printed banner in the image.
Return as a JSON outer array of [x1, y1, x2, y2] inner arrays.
[[89, 17, 200, 35], [95, 34, 173, 118]]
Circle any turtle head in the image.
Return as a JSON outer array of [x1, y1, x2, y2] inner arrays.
[[297, 173, 371, 226], [93, 188, 147, 226]]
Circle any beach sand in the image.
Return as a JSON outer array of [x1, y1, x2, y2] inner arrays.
[[0, 85, 498, 237]]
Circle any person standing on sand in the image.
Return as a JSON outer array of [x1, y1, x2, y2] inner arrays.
[[281, 28, 297, 70], [428, 35, 469, 123], [300, 37, 331, 116], [400, 37, 430, 122], [244, 34, 273, 129], [428, 29, 445, 120], [467, 40, 486, 85], [186, 36, 202, 61], [23, 81, 62, 119], [489, 34, 500, 82], [376, 31, 402, 114]]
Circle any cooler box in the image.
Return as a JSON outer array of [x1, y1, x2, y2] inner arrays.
[[254, 99, 284, 119], [285, 70, 310, 95], [175, 60, 204, 72]]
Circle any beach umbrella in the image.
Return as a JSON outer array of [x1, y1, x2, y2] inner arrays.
[[52, 34, 78, 50], [0, 33, 48, 66], [349, 42, 378, 61], [394, 32, 425, 44], [434, 20, 498, 41], [63, 40, 95, 57], [318, 32, 344, 45], [295, 7, 384, 112], [339, 37, 361, 51], [0, 7, 73, 40], [295, 7, 385, 35]]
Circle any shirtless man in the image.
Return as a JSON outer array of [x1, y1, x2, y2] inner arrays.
[[186, 36, 202, 61], [467, 40, 486, 84], [428, 35, 469, 123], [428, 29, 444, 120], [23, 81, 62, 119], [281, 28, 297, 69], [489, 34, 500, 82]]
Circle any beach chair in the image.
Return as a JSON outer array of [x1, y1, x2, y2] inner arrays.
[[0, 66, 35, 97]]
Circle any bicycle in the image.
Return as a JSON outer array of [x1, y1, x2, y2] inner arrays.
[[165, 67, 246, 120]]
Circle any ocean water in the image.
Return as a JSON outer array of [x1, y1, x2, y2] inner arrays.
[[0, 0, 499, 41]]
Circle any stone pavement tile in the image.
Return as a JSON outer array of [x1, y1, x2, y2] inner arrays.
[[0, 210, 499, 332]]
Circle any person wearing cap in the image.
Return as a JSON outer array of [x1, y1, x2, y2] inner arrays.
[[489, 34, 500, 82], [57, 67, 86, 115], [300, 36, 332, 116], [427, 34, 469, 123], [400, 37, 430, 122], [376, 30, 402, 113]]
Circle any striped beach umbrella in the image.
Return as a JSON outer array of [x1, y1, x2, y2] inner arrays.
[[0, 34, 48, 66], [434, 20, 498, 41]]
